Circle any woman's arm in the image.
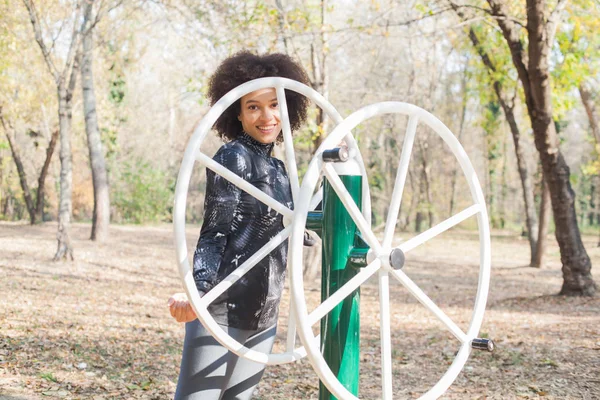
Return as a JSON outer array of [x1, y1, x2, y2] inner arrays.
[[192, 146, 250, 294], [168, 292, 198, 323]]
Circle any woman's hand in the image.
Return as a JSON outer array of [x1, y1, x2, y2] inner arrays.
[[167, 293, 198, 323]]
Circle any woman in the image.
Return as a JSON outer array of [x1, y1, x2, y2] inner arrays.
[[168, 51, 310, 400]]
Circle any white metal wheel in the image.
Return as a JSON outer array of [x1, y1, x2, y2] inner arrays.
[[173, 77, 372, 365], [289, 102, 492, 398]]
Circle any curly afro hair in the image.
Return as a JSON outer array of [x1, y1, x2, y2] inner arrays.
[[207, 51, 310, 142]]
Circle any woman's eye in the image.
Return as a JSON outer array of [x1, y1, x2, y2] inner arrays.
[[271, 103, 279, 108], [248, 105, 258, 110]]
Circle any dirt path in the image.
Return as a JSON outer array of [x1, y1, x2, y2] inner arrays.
[[1, 221, 599, 399]]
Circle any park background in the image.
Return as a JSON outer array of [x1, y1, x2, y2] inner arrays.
[[0, 0, 599, 399]]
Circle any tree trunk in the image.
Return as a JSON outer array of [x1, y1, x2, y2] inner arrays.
[[3, 195, 15, 219], [384, 127, 396, 226], [526, 0, 595, 295], [309, 0, 328, 153], [588, 180, 596, 227], [54, 52, 80, 261], [486, 0, 596, 295], [461, 7, 538, 257], [499, 132, 508, 229], [53, 82, 75, 261], [415, 145, 430, 233], [34, 129, 59, 223], [0, 144, 3, 216], [532, 174, 551, 268], [579, 82, 600, 145], [0, 109, 36, 223], [597, 176, 600, 248], [502, 101, 539, 264], [24, 0, 87, 260], [449, 66, 468, 216], [402, 168, 418, 231], [81, 4, 110, 242], [462, 18, 540, 264], [274, 0, 290, 54], [0, 109, 56, 224], [421, 145, 434, 228], [579, 81, 600, 248], [486, 146, 496, 227]]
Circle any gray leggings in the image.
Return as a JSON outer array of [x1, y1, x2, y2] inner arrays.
[[174, 320, 276, 400]]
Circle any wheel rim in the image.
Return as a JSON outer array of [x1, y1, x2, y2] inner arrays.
[[173, 77, 372, 365], [289, 102, 491, 397]]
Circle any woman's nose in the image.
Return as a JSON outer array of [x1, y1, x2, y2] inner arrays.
[[261, 107, 278, 121]]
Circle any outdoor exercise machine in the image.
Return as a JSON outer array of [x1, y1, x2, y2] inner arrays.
[[173, 77, 494, 400]]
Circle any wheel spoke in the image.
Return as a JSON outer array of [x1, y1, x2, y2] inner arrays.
[[276, 86, 300, 203], [397, 204, 481, 253], [388, 268, 467, 343], [379, 269, 393, 400], [342, 132, 372, 226], [323, 163, 382, 253], [307, 259, 381, 326], [382, 115, 418, 248], [202, 226, 292, 305], [196, 151, 294, 219]]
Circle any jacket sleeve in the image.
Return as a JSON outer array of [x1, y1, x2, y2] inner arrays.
[[193, 147, 250, 294]]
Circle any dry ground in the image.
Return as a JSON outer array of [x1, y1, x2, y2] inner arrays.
[[0, 221, 599, 399]]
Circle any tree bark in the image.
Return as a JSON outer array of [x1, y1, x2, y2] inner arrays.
[[502, 101, 539, 263], [0, 108, 36, 223], [420, 141, 434, 228], [54, 80, 76, 261], [486, 0, 596, 295], [527, 0, 594, 294], [500, 132, 509, 229], [463, 21, 539, 265], [415, 142, 431, 232], [0, 107, 59, 224], [35, 129, 59, 223], [532, 174, 551, 268], [578, 79, 600, 247], [24, 0, 89, 260], [54, 46, 81, 261], [400, 169, 417, 231], [449, 66, 468, 216], [0, 142, 3, 216], [596, 176, 600, 248], [309, 0, 329, 153], [274, 0, 290, 54], [579, 82, 600, 145], [81, 0, 110, 242]]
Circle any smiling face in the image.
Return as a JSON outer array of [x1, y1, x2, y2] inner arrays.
[[238, 88, 281, 144]]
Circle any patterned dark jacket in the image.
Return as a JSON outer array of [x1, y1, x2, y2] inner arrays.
[[193, 132, 293, 331]]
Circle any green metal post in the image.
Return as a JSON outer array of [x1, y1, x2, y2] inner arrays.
[[319, 164, 363, 400]]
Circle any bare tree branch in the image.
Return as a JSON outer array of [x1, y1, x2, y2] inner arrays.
[[272, 1, 311, 82], [0, 106, 36, 222], [274, 0, 290, 53], [23, 0, 88, 87], [274, 5, 524, 40], [91, 0, 125, 34], [48, 18, 68, 56], [62, 2, 85, 87], [547, 0, 568, 46], [485, 0, 533, 113], [22, 0, 59, 80], [447, 0, 527, 27]]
